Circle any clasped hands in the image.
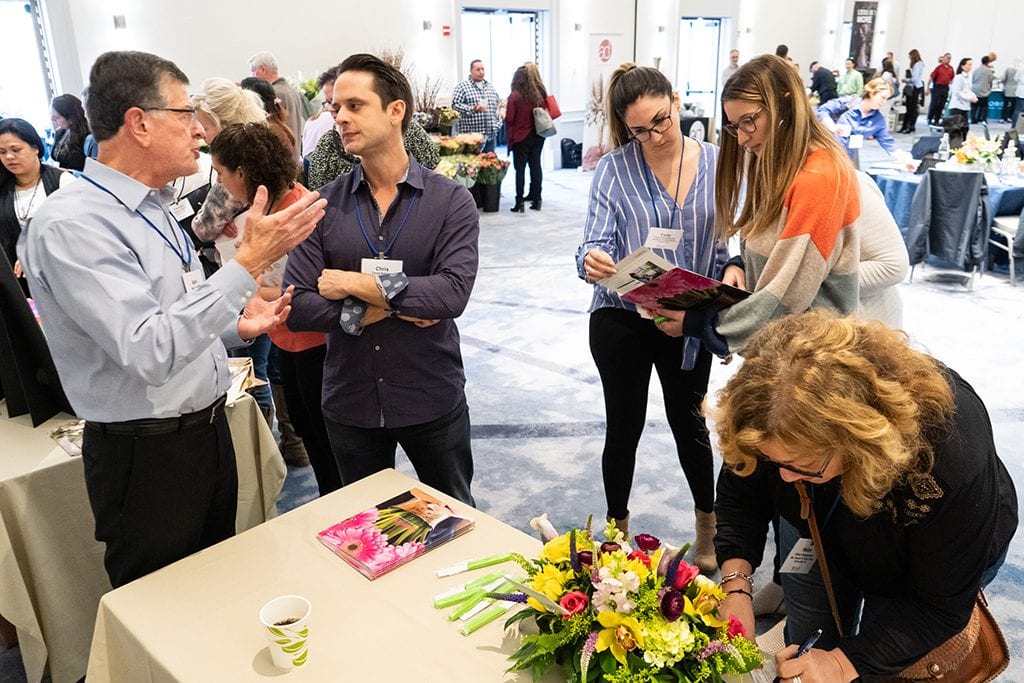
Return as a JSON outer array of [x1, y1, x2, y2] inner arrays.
[[318, 268, 438, 328]]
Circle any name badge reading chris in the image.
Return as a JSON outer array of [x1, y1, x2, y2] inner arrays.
[[181, 267, 206, 293], [779, 537, 817, 574], [848, 134, 865, 150], [169, 199, 195, 221], [361, 258, 404, 275], [644, 228, 681, 251]]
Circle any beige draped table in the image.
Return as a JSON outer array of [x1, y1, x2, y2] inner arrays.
[[0, 393, 285, 683], [86, 468, 762, 682]]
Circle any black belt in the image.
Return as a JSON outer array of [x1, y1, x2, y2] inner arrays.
[[86, 396, 227, 436]]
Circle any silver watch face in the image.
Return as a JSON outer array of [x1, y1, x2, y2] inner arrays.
[[688, 121, 706, 141]]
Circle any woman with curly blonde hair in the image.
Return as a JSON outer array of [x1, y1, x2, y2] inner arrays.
[[711, 311, 1016, 681]]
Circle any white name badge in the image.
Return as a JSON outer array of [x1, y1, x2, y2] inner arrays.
[[848, 134, 865, 150], [169, 199, 195, 221], [780, 537, 817, 574], [644, 228, 681, 251], [181, 267, 206, 293], [361, 258, 404, 275]]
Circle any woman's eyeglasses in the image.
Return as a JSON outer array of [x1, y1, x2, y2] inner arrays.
[[629, 114, 674, 143], [723, 107, 764, 137], [758, 450, 834, 479]]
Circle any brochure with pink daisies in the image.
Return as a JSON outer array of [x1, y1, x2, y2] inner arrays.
[[317, 488, 474, 580]]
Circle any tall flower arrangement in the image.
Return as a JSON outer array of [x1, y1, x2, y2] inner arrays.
[[499, 516, 761, 682]]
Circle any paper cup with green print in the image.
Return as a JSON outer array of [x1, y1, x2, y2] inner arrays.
[[259, 595, 311, 669]]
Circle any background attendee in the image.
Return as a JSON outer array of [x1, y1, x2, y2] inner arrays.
[[712, 311, 1016, 681], [809, 61, 838, 104], [18, 50, 326, 587], [837, 58, 863, 97], [899, 49, 925, 133], [49, 94, 88, 171], [721, 49, 740, 85], [239, 77, 296, 160], [817, 77, 898, 162], [0, 118, 72, 294], [285, 53, 479, 506], [926, 52, 955, 126], [949, 57, 977, 132], [971, 54, 994, 123], [506, 65, 550, 212], [451, 59, 502, 153], [210, 122, 340, 495], [302, 66, 339, 159], [249, 51, 307, 155], [1002, 58, 1020, 124], [576, 64, 732, 572]]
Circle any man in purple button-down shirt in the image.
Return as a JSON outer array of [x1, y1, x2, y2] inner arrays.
[[284, 54, 479, 505]]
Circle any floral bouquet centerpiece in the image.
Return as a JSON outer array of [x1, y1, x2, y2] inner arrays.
[[953, 133, 1003, 168], [437, 137, 463, 156], [499, 515, 761, 683], [455, 132, 485, 154], [435, 156, 478, 188], [475, 152, 510, 185]]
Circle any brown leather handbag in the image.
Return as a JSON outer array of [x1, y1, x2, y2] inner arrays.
[[794, 482, 1010, 683]]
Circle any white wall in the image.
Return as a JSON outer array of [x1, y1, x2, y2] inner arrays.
[[898, 0, 1023, 76]]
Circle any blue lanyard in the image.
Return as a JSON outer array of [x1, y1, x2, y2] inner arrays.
[[76, 172, 193, 271], [354, 188, 419, 258], [640, 138, 685, 230], [810, 484, 843, 531]]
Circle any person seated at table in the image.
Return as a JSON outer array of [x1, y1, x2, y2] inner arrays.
[[712, 311, 1017, 681], [816, 78, 900, 163]]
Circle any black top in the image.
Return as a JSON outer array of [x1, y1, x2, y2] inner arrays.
[[714, 369, 1018, 679], [0, 164, 64, 293], [51, 128, 86, 172], [811, 67, 839, 104]]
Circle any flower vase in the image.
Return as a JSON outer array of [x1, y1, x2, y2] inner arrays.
[[438, 124, 452, 136], [478, 183, 500, 212], [469, 184, 484, 208]]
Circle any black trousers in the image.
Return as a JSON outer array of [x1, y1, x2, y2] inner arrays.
[[971, 96, 989, 123], [903, 87, 923, 131], [278, 344, 342, 496], [1002, 96, 1018, 122], [82, 405, 237, 588], [511, 132, 545, 202], [928, 84, 949, 124], [589, 307, 715, 518]]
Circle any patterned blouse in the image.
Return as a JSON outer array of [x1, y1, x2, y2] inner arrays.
[[305, 120, 440, 190]]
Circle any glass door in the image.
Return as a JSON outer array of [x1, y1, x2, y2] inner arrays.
[[676, 17, 721, 121]]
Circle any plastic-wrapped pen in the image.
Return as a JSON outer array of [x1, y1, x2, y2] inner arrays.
[[435, 553, 514, 577], [432, 571, 503, 608], [460, 600, 514, 636]]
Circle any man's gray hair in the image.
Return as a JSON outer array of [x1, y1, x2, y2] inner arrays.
[[249, 51, 279, 73]]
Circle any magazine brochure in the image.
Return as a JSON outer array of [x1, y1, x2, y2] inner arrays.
[[317, 487, 474, 579], [598, 247, 749, 312]]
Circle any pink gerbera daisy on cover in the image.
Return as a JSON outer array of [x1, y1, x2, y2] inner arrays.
[[364, 541, 425, 572], [332, 508, 378, 532], [330, 525, 388, 563]]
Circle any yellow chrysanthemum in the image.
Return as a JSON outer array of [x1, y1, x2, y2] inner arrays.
[[595, 611, 645, 665], [539, 531, 593, 564], [528, 563, 571, 610]]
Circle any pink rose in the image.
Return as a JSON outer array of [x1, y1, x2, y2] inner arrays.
[[633, 533, 661, 552], [727, 614, 747, 639], [672, 559, 700, 590], [559, 590, 589, 619]]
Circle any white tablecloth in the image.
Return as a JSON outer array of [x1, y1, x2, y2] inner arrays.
[[0, 394, 285, 683]]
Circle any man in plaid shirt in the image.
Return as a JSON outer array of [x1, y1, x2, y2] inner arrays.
[[451, 59, 502, 152]]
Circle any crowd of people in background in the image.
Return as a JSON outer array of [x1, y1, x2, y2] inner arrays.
[[1, 42, 1019, 681]]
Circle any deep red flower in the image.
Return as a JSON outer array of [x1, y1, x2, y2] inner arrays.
[[600, 541, 621, 554], [577, 550, 594, 567], [727, 614, 747, 639], [633, 533, 661, 552], [672, 559, 700, 590], [559, 590, 589, 619], [660, 589, 685, 621], [628, 550, 651, 567]]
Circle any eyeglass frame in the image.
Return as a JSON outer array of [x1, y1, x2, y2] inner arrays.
[[758, 449, 834, 479], [145, 107, 199, 121], [627, 110, 675, 143], [722, 106, 764, 137]]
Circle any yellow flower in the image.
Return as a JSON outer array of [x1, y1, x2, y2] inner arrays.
[[527, 563, 571, 612], [595, 611, 645, 665], [684, 594, 728, 629], [540, 533, 573, 564]]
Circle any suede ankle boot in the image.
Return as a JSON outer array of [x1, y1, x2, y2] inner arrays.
[[693, 509, 718, 574], [510, 200, 525, 213], [606, 512, 630, 539], [270, 382, 309, 467]]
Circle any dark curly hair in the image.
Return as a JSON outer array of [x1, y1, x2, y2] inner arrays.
[[209, 122, 296, 202]]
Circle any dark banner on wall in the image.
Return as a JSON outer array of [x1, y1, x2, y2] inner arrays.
[[849, 1, 877, 69]]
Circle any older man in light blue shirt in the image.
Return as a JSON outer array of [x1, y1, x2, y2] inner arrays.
[[18, 50, 326, 587]]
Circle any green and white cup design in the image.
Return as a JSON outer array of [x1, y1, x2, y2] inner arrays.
[[259, 595, 311, 670]]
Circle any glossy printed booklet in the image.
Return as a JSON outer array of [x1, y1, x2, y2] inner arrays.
[[599, 247, 749, 312], [317, 488, 474, 579]]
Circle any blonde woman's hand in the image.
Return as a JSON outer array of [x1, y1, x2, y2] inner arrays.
[[721, 264, 746, 290]]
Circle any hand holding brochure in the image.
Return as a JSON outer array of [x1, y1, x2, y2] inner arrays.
[[317, 488, 474, 580], [598, 247, 749, 312]]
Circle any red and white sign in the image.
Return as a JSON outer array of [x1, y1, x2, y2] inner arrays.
[[598, 38, 613, 63], [442, 24, 451, 37]]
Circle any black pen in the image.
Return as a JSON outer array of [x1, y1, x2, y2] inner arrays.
[[795, 628, 823, 657]]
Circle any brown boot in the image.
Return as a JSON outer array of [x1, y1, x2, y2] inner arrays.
[[693, 510, 718, 575], [606, 512, 630, 540], [271, 382, 309, 467]]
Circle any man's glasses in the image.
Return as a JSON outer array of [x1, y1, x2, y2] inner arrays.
[[758, 450, 834, 479], [722, 107, 764, 137], [146, 107, 199, 122], [629, 113, 674, 143]]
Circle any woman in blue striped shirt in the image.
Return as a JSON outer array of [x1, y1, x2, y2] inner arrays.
[[575, 64, 741, 573]]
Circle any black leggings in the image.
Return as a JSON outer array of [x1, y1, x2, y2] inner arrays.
[[511, 132, 545, 202], [589, 307, 715, 518]]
